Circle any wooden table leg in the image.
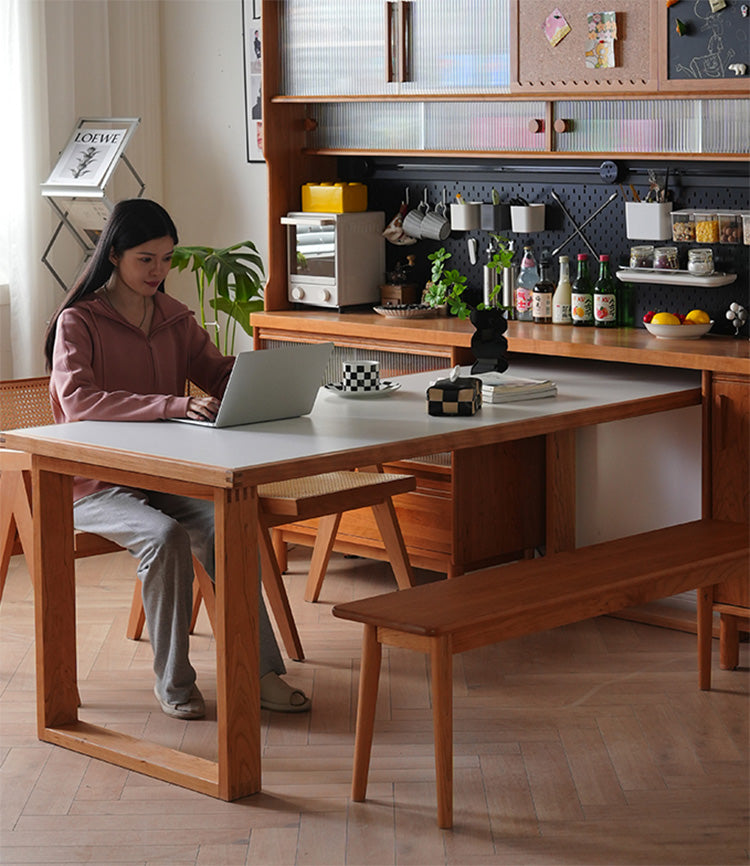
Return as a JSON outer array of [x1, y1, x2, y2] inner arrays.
[[214, 486, 261, 800], [697, 586, 714, 690], [546, 430, 576, 555], [33, 464, 79, 729], [430, 635, 453, 829], [352, 624, 382, 802]]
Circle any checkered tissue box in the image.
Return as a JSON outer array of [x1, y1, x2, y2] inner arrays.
[[427, 373, 482, 416]]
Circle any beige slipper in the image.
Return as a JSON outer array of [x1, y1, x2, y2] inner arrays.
[[154, 684, 205, 720], [260, 672, 311, 713]]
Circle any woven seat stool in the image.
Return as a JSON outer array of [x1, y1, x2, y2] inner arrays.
[[128, 469, 417, 661]]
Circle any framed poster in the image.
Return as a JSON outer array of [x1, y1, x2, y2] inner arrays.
[[41, 117, 140, 197], [242, 0, 264, 162]]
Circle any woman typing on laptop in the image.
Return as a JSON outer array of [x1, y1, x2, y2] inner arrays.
[[42, 198, 310, 719]]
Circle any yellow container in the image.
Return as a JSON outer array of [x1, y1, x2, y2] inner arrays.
[[301, 182, 368, 213]]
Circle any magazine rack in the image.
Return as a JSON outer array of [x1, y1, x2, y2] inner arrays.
[[41, 117, 144, 290]]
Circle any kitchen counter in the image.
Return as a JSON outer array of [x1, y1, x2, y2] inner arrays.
[[251, 311, 750, 375]]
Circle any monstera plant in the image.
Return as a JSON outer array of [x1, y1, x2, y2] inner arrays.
[[171, 241, 265, 354]]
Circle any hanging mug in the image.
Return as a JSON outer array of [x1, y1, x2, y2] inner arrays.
[[402, 199, 428, 239], [421, 202, 451, 240]]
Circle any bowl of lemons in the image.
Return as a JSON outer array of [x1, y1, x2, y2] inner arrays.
[[643, 309, 713, 340]]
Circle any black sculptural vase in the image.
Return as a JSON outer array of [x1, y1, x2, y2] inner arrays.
[[469, 307, 510, 375]]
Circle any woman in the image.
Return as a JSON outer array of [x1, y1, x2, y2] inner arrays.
[[43, 198, 310, 719]]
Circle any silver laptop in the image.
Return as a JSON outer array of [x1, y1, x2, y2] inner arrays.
[[172, 342, 333, 427]]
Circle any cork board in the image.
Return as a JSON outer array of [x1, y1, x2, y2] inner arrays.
[[513, 1, 657, 91]]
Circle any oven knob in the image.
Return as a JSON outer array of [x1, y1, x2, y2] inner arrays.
[[291, 286, 305, 300], [318, 289, 331, 302]]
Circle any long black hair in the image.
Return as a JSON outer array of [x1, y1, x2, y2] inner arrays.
[[43, 198, 179, 369]]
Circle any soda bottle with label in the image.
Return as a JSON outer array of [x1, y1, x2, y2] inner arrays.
[[571, 253, 593, 327], [593, 254, 617, 328], [515, 245, 538, 322], [552, 255, 572, 324], [532, 254, 554, 324]]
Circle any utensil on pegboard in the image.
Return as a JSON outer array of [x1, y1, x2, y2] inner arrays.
[[550, 191, 618, 258]]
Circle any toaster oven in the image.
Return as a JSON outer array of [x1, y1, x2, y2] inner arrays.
[[281, 211, 385, 309]]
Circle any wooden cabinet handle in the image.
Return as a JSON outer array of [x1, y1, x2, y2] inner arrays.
[[386, 2, 398, 83], [528, 119, 544, 134], [400, 1, 413, 83], [554, 118, 572, 134], [303, 117, 318, 132]]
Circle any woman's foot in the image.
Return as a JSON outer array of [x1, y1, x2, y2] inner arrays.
[[154, 684, 205, 720], [260, 672, 311, 713]]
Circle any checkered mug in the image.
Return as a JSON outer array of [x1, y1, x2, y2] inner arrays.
[[342, 360, 381, 392]]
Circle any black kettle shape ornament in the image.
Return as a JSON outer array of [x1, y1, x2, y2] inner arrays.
[[469, 307, 510, 375]]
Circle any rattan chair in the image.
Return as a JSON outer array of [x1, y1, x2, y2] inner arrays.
[[0, 377, 225, 638]]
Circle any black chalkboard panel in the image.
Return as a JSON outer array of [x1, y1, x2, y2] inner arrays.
[[668, 0, 749, 79]]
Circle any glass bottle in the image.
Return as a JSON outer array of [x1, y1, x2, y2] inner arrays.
[[571, 253, 593, 327], [593, 254, 617, 328], [552, 255, 572, 324], [514, 245, 538, 322], [532, 255, 554, 324]]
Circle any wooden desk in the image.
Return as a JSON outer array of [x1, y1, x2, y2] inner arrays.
[[1, 359, 700, 800]]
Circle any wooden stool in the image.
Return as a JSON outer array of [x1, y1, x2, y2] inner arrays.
[[127, 469, 417, 661]]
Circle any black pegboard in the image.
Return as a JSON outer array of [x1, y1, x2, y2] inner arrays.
[[345, 158, 750, 334]]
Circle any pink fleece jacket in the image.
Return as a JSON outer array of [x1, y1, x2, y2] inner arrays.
[[50, 291, 234, 501]]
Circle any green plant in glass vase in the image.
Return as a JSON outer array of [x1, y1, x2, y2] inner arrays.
[[171, 241, 265, 354], [485, 234, 515, 295]]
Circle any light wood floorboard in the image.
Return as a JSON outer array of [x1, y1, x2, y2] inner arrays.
[[0, 548, 747, 865]]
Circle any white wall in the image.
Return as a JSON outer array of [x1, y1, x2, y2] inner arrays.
[[576, 405, 702, 546], [160, 0, 268, 352]]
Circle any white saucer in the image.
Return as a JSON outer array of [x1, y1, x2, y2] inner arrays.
[[324, 381, 401, 399]]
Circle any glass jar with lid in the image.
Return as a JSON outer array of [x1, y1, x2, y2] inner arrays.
[[687, 248, 714, 276], [653, 246, 679, 270], [629, 245, 654, 268]]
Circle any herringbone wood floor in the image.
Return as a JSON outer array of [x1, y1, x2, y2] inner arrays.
[[0, 547, 747, 866]]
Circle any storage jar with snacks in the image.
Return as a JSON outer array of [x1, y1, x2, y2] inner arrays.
[[653, 246, 679, 270], [718, 212, 742, 244], [629, 245, 654, 268], [671, 210, 695, 242], [694, 212, 719, 244], [687, 248, 714, 276], [743, 213, 750, 246]]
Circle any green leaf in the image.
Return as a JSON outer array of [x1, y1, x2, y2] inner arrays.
[[172, 240, 266, 353]]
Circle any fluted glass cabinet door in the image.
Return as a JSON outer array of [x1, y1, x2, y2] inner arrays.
[[552, 100, 749, 155], [278, 0, 511, 97], [399, 0, 510, 95], [280, 0, 391, 96]]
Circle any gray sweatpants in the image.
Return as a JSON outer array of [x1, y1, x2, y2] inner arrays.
[[74, 486, 286, 705]]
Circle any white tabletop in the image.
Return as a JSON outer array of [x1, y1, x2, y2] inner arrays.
[[3, 358, 700, 488]]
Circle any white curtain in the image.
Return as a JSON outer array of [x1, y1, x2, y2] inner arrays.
[[4, 0, 53, 377], [3, 0, 163, 377]]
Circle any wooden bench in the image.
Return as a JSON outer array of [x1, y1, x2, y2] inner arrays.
[[332, 519, 749, 829]]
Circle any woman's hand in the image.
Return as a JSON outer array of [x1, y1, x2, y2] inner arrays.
[[186, 396, 221, 422]]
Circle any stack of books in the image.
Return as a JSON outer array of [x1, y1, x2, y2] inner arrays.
[[477, 372, 558, 404]]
